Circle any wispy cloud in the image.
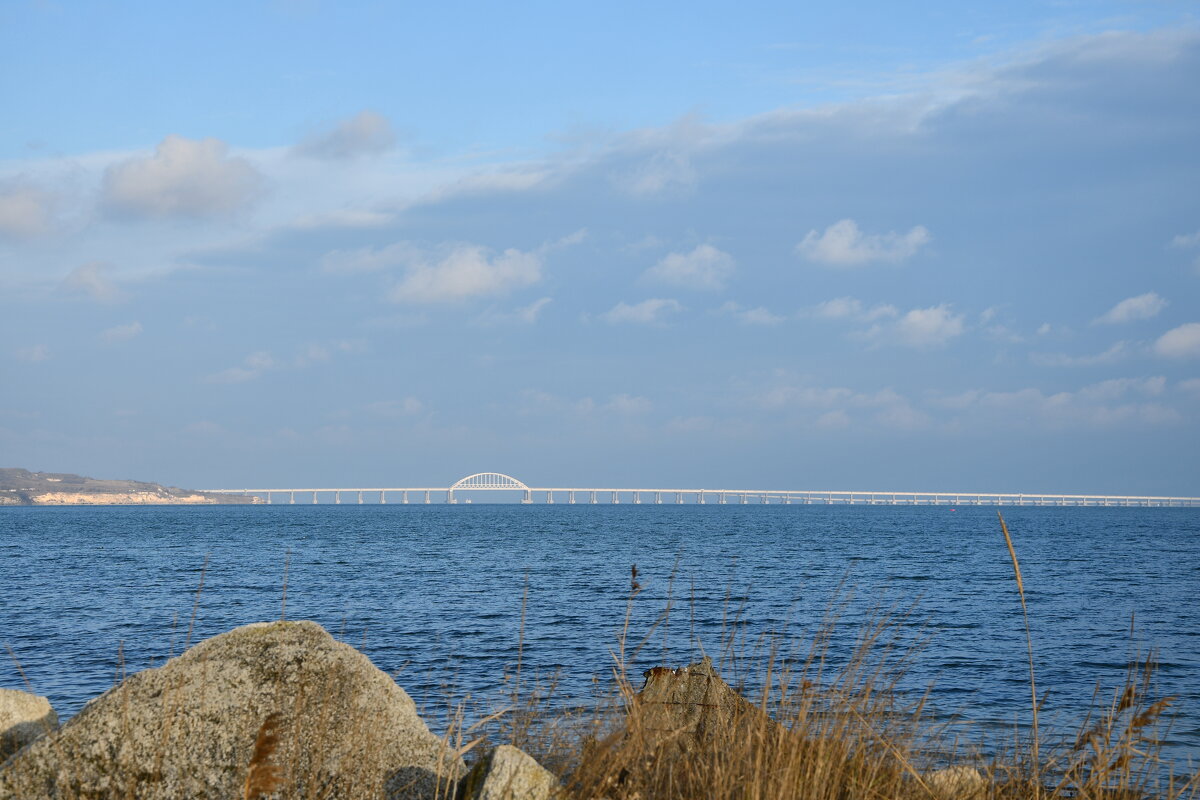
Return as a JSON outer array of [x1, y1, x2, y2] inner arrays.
[[100, 321, 142, 343], [601, 298, 682, 325], [293, 110, 396, 160], [796, 219, 931, 267], [1094, 292, 1167, 324], [1030, 341, 1129, 367], [642, 244, 735, 291], [59, 262, 125, 303], [808, 296, 898, 322], [718, 301, 785, 325]]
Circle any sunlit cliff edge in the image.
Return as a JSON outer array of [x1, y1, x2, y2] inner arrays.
[[0, 468, 261, 506]]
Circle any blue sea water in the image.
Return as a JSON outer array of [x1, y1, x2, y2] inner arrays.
[[1, 504, 1197, 767]]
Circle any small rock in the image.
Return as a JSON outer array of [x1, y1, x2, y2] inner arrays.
[[0, 621, 464, 799], [0, 688, 58, 760], [459, 745, 560, 800], [636, 656, 777, 749], [926, 765, 987, 799]]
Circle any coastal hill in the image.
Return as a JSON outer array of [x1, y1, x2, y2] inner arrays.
[[0, 468, 260, 506]]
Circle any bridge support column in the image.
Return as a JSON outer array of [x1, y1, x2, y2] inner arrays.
[[547, 491, 554, 504], [358, 491, 363, 505], [633, 492, 640, 504], [569, 491, 575, 504], [676, 492, 683, 504], [335, 491, 341, 505], [523, 490, 532, 504], [380, 491, 387, 504], [289, 491, 295, 504], [654, 492, 662, 504], [612, 491, 619, 504], [424, 491, 430, 504], [313, 491, 318, 504], [266, 492, 272, 504], [402, 491, 408, 504], [590, 491, 597, 504], [448, 490, 456, 504], [698, 491, 705, 504], [720, 492, 726, 504]]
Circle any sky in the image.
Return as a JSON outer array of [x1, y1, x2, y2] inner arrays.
[[1, 1, 1198, 494]]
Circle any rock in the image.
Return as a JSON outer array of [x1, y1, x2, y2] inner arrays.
[[0, 621, 464, 799], [0, 689, 58, 760], [458, 745, 560, 800], [926, 765, 987, 799], [635, 656, 777, 749]]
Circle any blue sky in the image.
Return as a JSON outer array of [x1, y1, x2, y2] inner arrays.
[[1, 1, 1198, 494]]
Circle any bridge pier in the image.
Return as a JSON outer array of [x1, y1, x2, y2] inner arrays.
[[380, 491, 387, 504], [698, 491, 705, 504], [424, 490, 430, 504], [358, 491, 363, 504], [676, 492, 683, 504], [590, 491, 597, 504], [633, 491, 641, 504], [654, 491, 662, 504], [290, 491, 295, 504], [569, 491, 575, 504], [547, 491, 554, 504], [612, 491, 619, 504]]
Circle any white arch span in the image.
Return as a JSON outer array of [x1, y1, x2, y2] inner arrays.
[[448, 472, 530, 491]]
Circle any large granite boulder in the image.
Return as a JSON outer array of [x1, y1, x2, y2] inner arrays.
[[458, 745, 560, 800], [0, 688, 58, 761], [635, 656, 777, 749], [0, 621, 464, 799]]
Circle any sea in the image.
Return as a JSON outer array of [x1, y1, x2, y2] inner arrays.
[[1, 504, 1197, 769]]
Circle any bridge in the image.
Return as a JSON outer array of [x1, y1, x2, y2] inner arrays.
[[204, 472, 1200, 507]]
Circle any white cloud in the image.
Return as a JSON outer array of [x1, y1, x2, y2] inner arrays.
[[0, 183, 53, 238], [796, 219, 931, 267], [294, 110, 396, 160], [390, 244, 542, 304], [59, 262, 125, 303], [321, 242, 419, 274], [14, 344, 49, 363], [601, 298, 682, 325], [290, 209, 395, 230], [617, 149, 697, 197], [1179, 378, 1200, 397], [718, 302, 785, 326], [642, 244, 734, 291], [476, 296, 553, 326], [1095, 292, 1167, 324], [606, 394, 652, 414], [365, 397, 424, 417], [102, 135, 262, 218], [809, 296, 898, 322], [206, 350, 276, 384], [1171, 230, 1200, 248], [1154, 323, 1200, 359], [947, 382, 1182, 428], [890, 304, 965, 348], [100, 321, 142, 343], [1030, 341, 1128, 367]]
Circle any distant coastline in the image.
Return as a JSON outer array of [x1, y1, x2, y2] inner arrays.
[[0, 468, 261, 506]]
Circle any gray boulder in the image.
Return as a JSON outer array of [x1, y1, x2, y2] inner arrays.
[[0, 688, 58, 760], [459, 745, 559, 800], [0, 621, 464, 799]]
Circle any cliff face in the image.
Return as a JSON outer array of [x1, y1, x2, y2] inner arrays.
[[0, 468, 260, 506]]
